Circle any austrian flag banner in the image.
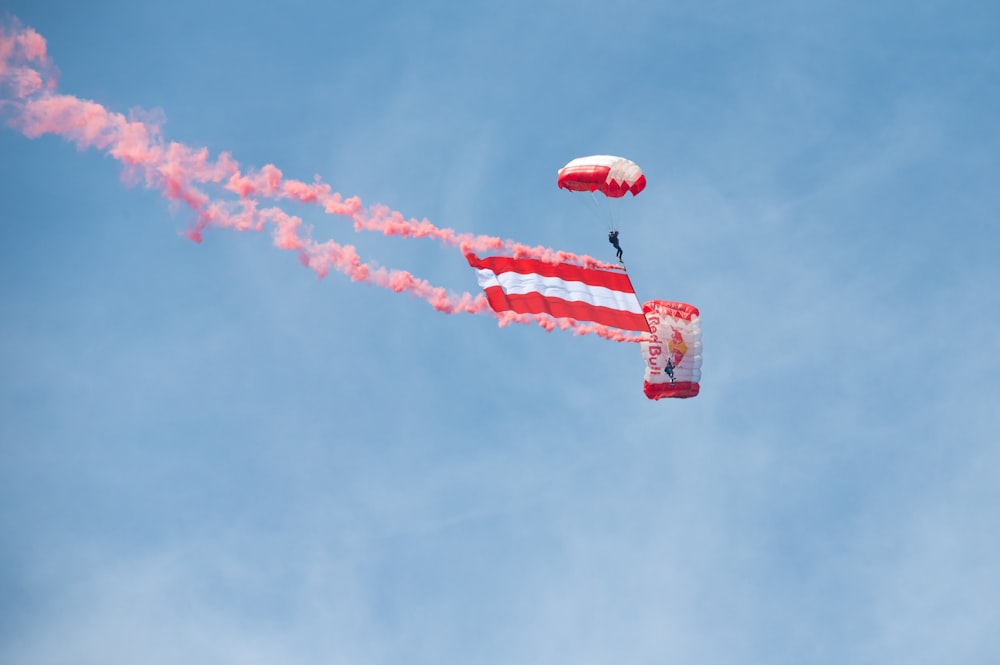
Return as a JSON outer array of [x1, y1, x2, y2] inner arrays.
[[466, 254, 651, 333]]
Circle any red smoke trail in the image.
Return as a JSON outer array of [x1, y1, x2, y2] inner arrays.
[[0, 18, 644, 343], [224, 165, 622, 271]]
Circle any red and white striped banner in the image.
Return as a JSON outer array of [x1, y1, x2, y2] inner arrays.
[[467, 254, 650, 333]]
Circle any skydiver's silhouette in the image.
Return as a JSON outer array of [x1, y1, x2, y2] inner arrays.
[[664, 358, 676, 386], [608, 230, 623, 262]]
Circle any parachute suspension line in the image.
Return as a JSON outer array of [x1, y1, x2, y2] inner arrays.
[[569, 190, 603, 229], [588, 190, 617, 232]]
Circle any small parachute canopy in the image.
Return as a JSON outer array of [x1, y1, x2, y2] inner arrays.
[[557, 155, 646, 198], [641, 300, 702, 399]]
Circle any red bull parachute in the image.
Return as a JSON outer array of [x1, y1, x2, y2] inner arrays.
[[641, 301, 702, 399]]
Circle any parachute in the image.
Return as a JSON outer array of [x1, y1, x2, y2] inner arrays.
[[640, 301, 702, 399], [557, 155, 646, 198]]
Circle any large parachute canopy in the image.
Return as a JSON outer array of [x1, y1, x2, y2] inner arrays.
[[557, 155, 646, 198], [641, 301, 702, 399]]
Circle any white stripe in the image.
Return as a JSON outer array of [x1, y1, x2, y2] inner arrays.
[[564, 155, 619, 168], [476, 269, 642, 314], [562, 155, 642, 186]]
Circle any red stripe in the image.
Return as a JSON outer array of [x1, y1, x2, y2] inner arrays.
[[627, 174, 647, 196], [557, 169, 646, 197], [557, 165, 611, 191], [468, 255, 636, 292], [483, 286, 650, 332], [643, 381, 700, 400], [642, 300, 700, 321]]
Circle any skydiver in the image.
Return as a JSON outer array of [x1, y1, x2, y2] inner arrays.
[[608, 230, 623, 262], [664, 358, 676, 386]]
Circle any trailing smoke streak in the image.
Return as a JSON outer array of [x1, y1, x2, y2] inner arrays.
[[224, 166, 622, 271], [0, 19, 645, 343]]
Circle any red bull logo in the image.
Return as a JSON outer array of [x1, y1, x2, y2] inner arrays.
[[668, 328, 687, 364]]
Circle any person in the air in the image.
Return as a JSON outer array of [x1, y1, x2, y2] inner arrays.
[[664, 357, 676, 386], [608, 230, 623, 262]]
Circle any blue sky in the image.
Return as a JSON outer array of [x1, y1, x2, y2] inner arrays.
[[2, 1, 998, 663]]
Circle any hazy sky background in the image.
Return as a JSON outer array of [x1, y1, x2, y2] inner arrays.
[[2, 1, 998, 663]]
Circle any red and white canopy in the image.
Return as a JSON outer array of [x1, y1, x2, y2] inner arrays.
[[640, 300, 702, 399], [557, 155, 646, 198]]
